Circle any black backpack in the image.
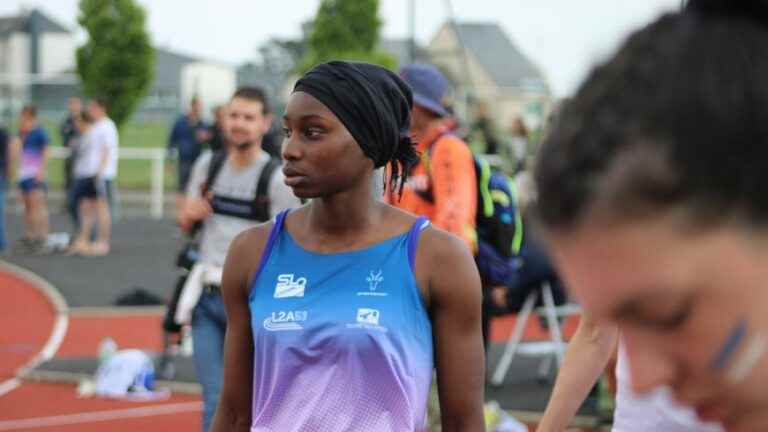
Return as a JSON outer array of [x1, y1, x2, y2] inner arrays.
[[202, 150, 281, 222], [415, 135, 524, 259]]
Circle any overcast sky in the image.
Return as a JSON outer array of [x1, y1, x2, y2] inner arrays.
[[2, 0, 682, 97]]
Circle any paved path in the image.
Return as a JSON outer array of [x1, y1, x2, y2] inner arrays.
[[5, 214, 182, 307]]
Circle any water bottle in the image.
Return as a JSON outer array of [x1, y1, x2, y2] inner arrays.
[[98, 337, 118, 364], [180, 326, 194, 357], [484, 401, 527, 432]]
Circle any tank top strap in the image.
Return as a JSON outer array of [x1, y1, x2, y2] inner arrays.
[[406, 216, 430, 271], [273, 209, 290, 230], [249, 209, 290, 297]]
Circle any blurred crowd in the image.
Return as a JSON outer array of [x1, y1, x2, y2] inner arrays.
[[0, 61, 565, 431]]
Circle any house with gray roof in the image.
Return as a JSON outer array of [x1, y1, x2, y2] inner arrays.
[[0, 8, 235, 124], [378, 38, 430, 69], [427, 21, 551, 131], [0, 8, 74, 77], [0, 8, 77, 122]]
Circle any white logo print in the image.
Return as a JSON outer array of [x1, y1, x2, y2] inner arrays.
[[357, 308, 380, 325], [347, 308, 387, 332], [357, 270, 387, 297], [263, 310, 308, 331], [366, 270, 384, 291], [274, 274, 307, 298]]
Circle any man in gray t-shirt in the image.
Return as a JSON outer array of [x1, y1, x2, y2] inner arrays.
[[185, 150, 298, 267], [177, 87, 300, 432]]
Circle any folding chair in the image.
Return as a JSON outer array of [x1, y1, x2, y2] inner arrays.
[[490, 281, 581, 386]]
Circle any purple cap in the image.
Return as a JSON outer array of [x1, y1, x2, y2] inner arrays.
[[399, 63, 449, 117]]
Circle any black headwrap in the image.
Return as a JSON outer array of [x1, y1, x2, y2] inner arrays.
[[293, 61, 419, 194]]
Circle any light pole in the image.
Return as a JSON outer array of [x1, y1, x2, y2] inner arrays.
[[409, 0, 416, 63]]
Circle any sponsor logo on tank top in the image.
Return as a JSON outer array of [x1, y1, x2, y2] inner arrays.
[[357, 270, 387, 297], [346, 308, 387, 332], [274, 274, 307, 298], [357, 308, 380, 325], [263, 310, 308, 331]]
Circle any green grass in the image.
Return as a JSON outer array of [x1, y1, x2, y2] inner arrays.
[[37, 119, 177, 191]]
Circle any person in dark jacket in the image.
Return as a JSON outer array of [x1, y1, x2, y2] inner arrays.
[[60, 97, 82, 226], [169, 96, 211, 216], [207, 105, 228, 153], [0, 124, 8, 252]]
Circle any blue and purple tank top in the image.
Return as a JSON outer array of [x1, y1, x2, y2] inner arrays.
[[248, 210, 434, 431], [19, 126, 48, 180]]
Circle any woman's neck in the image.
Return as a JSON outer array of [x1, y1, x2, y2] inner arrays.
[[307, 181, 381, 237]]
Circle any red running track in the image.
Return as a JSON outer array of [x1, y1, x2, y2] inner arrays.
[[0, 263, 581, 431], [0, 264, 202, 431], [0, 270, 55, 389]]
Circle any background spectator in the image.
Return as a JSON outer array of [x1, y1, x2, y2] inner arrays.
[[169, 96, 211, 216], [14, 105, 50, 252]]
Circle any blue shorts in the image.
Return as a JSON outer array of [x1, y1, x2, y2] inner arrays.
[[18, 178, 47, 195], [73, 177, 107, 200]]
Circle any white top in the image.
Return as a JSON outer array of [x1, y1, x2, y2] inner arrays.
[[73, 127, 101, 178], [75, 117, 119, 179], [612, 342, 724, 432]]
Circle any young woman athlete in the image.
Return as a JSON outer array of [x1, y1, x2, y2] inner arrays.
[[211, 61, 485, 431]]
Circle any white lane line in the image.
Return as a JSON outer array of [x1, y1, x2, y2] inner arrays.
[[69, 306, 166, 317], [0, 261, 69, 394], [0, 379, 20, 398], [0, 402, 202, 430]]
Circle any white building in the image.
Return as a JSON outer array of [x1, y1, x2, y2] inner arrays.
[[149, 48, 236, 122], [0, 7, 236, 123], [0, 8, 76, 121]]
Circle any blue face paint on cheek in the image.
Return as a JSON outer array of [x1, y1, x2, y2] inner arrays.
[[711, 319, 747, 372]]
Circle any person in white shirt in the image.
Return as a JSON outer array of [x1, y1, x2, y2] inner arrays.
[[69, 99, 118, 256], [98, 101, 120, 218]]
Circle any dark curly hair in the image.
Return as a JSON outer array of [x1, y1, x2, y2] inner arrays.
[[535, 0, 768, 232]]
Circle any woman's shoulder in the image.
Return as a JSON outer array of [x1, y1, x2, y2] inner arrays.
[[419, 223, 473, 262], [240, 217, 278, 244], [382, 205, 419, 224], [383, 205, 431, 237], [228, 219, 279, 285], [229, 220, 276, 262], [413, 217, 481, 307]]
